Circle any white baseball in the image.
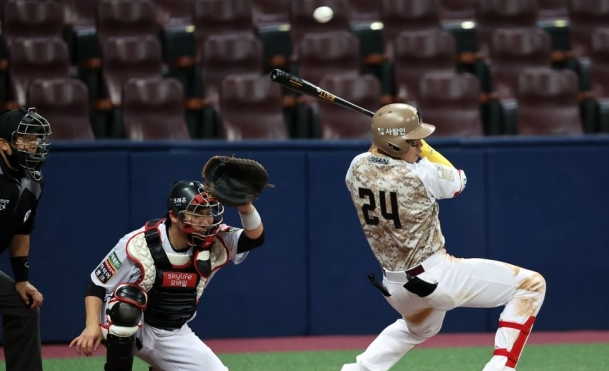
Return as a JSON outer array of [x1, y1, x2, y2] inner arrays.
[[313, 6, 334, 23]]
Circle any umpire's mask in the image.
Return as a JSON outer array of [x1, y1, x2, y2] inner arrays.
[[0, 107, 52, 181]]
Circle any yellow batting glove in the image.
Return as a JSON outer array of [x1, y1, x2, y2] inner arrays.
[[420, 140, 454, 168]]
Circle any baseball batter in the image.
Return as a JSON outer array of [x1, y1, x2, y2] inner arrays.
[[70, 180, 265, 371], [343, 103, 546, 371]]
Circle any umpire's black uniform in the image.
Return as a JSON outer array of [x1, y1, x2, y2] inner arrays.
[[0, 108, 51, 371]]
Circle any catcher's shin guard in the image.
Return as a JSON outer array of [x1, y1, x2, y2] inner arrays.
[[103, 284, 148, 371], [492, 316, 536, 369]]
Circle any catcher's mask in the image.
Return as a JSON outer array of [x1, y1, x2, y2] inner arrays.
[[0, 107, 52, 181], [371, 103, 435, 158], [167, 180, 224, 247]]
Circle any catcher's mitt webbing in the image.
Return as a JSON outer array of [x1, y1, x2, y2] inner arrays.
[[201, 156, 271, 206]]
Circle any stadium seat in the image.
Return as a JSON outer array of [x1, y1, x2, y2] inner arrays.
[[475, 0, 539, 58], [297, 31, 361, 87], [438, 0, 476, 21], [101, 36, 164, 108], [538, 0, 568, 20], [97, 0, 159, 53], [2, 0, 64, 49], [27, 78, 95, 141], [316, 74, 381, 139], [516, 67, 583, 135], [489, 27, 553, 100], [7, 37, 70, 107], [288, 0, 351, 60], [348, 0, 381, 24], [393, 29, 457, 105], [418, 71, 483, 137], [568, 0, 609, 59], [220, 73, 288, 140], [60, 0, 99, 31], [380, 0, 442, 60], [122, 77, 190, 141], [253, 0, 290, 27], [151, 0, 193, 28], [198, 33, 264, 111], [193, 0, 256, 55]]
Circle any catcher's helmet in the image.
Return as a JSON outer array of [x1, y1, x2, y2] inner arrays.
[[0, 107, 52, 181], [167, 180, 224, 246], [371, 103, 435, 157]]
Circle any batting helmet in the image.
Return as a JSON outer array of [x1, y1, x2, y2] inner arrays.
[[371, 103, 435, 157]]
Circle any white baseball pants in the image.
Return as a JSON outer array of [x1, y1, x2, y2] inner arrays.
[[136, 323, 228, 371], [341, 250, 546, 371]]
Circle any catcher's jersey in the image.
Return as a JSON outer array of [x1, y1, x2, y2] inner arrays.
[[90, 219, 247, 317], [345, 151, 466, 271]]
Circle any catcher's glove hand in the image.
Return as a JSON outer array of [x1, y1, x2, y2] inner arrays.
[[201, 156, 273, 207]]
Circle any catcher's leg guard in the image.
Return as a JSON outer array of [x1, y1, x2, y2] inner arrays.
[[103, 284, 148, 371]]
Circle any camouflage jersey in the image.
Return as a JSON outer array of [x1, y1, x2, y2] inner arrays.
[[345, 151, 466, 271]]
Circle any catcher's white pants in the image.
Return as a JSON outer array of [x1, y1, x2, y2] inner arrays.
[[136, 323, 228, 371], [341, 251, 546, 371]]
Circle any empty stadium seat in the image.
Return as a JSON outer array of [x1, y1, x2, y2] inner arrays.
[[193, 0, 255, 52], [297, 31, 361, 87], [393, 29, 457, 105], [220, 73, 288, 140], [101, 36, 164, 108], [348, 0, 381, 24], [60, 0, 99, 30], [380, 0, 442, 60], [2, 0, 64, 49], [198, 33, 264, 110], [516, 67, 583, 135], [538, 0, 568, 20], [569, 0, 609, 58], [489, 27, 553, 100], [152, 0, 194, 28], [122, 77, 190, 140], [289, 0, 351, 59], [475, 0, 539, 58], [27, 78, 95, 141], [316, 74, 381, 139], [8, 37, 70, 107], [97, 0, 159, 52], [418, 71, 483, 137], [438, 0, 476, 21], [60, 0, 102, 67], [253, 0, 290, 27]]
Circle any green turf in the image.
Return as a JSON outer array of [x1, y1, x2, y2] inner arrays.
[[1, 343, 607, 371]]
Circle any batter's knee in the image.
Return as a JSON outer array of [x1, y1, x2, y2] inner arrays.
[[528, 272, 546, 299]]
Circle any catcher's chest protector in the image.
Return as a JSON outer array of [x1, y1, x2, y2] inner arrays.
[[142, 219, 201, 330]]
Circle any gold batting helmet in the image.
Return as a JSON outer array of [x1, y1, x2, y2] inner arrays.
[[371, 103, 435, 157]]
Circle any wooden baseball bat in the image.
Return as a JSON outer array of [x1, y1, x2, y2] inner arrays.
[[269, 69, 375, 117]]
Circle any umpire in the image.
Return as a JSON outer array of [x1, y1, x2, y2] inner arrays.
[[0, 107, 52, 371]]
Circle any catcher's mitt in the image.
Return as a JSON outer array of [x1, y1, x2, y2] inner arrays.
[[201, 156, 272, 207]]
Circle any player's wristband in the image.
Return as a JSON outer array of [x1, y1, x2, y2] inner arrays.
[[10, 256, 30, 282], [239, 207, 262, 230]]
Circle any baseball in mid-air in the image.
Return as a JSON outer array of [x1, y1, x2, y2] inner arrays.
[[313, 6, 334, 23]]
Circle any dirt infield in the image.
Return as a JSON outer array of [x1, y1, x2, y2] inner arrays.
[[2, 330, 607, 359]]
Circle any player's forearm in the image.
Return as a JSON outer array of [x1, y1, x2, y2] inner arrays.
[[84, 296, 104, 327], [238, 204, 263, 239], [420, 140, 454, 168]]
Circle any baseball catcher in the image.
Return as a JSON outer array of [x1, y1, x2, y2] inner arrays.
[[201, 155, 273, 207]]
